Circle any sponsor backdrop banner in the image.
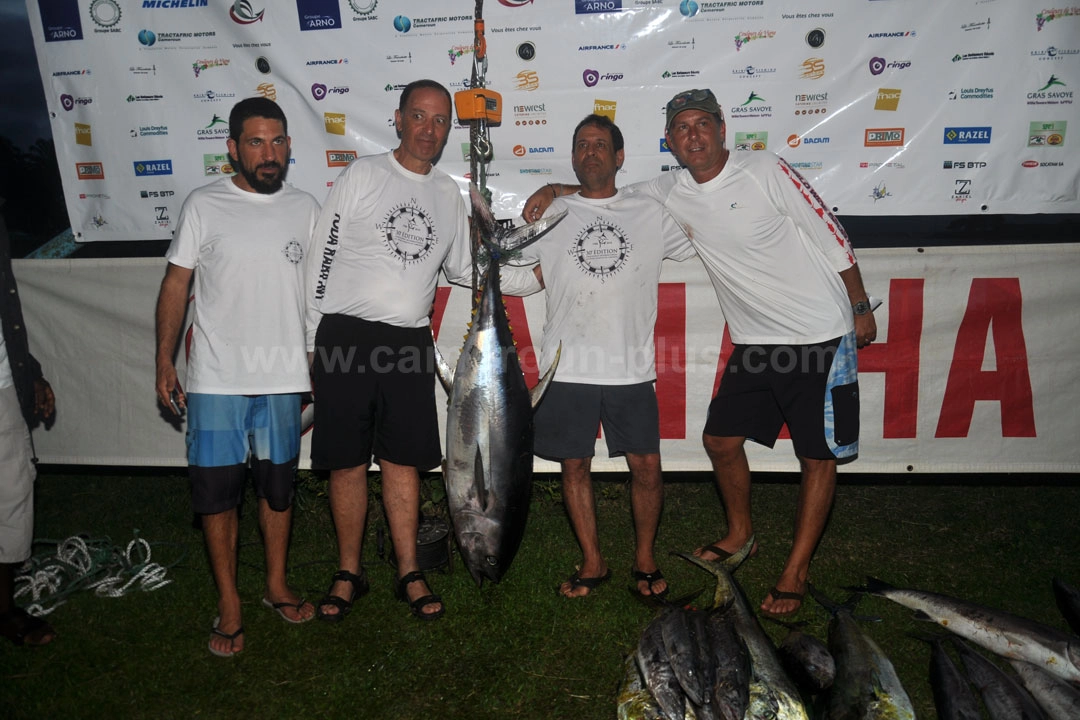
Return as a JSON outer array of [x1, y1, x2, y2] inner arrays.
[[15, 246, 1080, 473], [26, 0, 1080, 241]]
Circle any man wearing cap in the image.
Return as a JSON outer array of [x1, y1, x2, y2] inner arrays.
[[523, 89, 876, 617]]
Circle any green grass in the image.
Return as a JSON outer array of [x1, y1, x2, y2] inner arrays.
[[2, 471, 1079, 719]]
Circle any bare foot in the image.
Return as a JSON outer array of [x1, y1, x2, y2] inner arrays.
[[559, 565, 611, 598], [632, 566, 668, 597], [263, 590, 315, 623], [760, 582, 806, 618], [208, 616, 244, 657], [0, 607, 57, 647]]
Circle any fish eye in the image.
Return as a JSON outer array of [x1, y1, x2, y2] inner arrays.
[[485, 555, 498, 566]]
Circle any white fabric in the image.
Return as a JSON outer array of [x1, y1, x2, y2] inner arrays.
[[306, 152, 542, 347], [0, 385, 35, 563], [514, 189, 694, 384], [0, 324, 10, 390], [166, 178, 320, 395], [640, 151, 857, 345]]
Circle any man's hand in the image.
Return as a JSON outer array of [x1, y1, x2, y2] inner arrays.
[[854, 312, 877, 348], [156, 362, 185, 416], [33, 378, 55, 421], [522, 185, 555, 222]]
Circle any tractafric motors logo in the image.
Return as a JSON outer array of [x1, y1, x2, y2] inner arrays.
[[379, 200, 438, 265], [568, 218, 631, 281]]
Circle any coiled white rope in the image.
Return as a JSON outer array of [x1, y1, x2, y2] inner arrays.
[[14, 531, 176, 616]]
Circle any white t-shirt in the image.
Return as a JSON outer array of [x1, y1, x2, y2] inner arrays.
[[306, 151, 539, 348], [166, 177, 320, 395], [514, 189, 694, 384], [639, 151, 856, 345]]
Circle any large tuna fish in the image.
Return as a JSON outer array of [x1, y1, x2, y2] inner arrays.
[[861, 576, 1080, 686], [951, 638, 1047, 720], [434, 185, 565, 586]]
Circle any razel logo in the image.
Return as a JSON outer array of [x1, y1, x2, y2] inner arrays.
[[230, 1, 265, 24], [76, 162, 105, 180], [133, 160, 174, 177]]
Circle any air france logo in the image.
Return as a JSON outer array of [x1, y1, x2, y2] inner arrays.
[[569, 217, 631, 281], [379, 200, 438, 265]]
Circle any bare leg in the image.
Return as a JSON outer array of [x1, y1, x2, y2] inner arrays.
[[203, 508, 244, 655], [259, 498, 314, 621], [558, 457, 608, 598], [382, 459, 442, 616], [625, 452, 667, 596], [696, 434, 756, 560], [761, 456, 836, 614], [319, 464, 368, 618]]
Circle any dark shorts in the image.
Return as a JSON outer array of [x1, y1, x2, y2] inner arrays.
[[703, 333, 859, 462], [186, 393, 301, 515], [533, 381, 660, 461], [310, 314, 442, 472]]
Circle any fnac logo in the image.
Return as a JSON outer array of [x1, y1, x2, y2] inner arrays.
[[75, 122, 92, 146], [230, 1, 264, 24], [874, 88, 901, 111], [325, 112, 346, 135], [593, 99, 616, 121]]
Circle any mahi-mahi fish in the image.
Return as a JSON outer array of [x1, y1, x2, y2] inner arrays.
[[433, 184, 566, 586], [861, 576, 1080, 686]]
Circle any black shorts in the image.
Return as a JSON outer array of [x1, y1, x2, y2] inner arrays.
[[533, 381, 660, 460], [703, 334, 859, 462], [310, 314, 442, 471]]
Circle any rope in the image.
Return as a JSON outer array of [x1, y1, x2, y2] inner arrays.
[[13, 530, 185, 615]]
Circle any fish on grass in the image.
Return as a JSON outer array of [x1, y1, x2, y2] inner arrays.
[[1052, 577, 1080, 637], [950, 637, 1047, 719], [676, 540, 809, 720], [859, 576, 1080, 685], [808, 586, 916, 720], [1009, 658, 1080, 720], [434, 184, 566, 586], [911, 634, 982, 720], [765, 617, 836, 695]]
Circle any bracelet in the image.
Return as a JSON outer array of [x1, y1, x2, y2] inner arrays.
[[549, 183, 558, 199]]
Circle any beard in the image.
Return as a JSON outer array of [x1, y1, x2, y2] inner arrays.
[[232, 154, 288, 194]]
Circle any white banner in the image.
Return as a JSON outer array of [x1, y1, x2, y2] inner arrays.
[[26, 0, 1080, 241], [15, 244, 1080, 473]]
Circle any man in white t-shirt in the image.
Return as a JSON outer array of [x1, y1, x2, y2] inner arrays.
[[524, 89, 877, 618], [513, 115, 693, 599], [155, 98, 320, 657], [306, 80, 541, 622]]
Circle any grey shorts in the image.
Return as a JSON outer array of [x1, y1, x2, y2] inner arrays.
[[533, 381, 660, 461], [0, 385, 36, 563]]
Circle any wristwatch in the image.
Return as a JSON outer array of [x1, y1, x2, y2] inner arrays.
[[852, 300, 872, 316]]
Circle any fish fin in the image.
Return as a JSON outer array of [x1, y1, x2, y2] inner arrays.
[[861, 576, 897, 596], [911, 609, 935, 622], [530, 342, 561, 409], [497, 208, 569, 258], [472, 444, 488, 509], [763, 616, 808, 632], [807, 583, 841, 615], [431, 334, 454, 393]]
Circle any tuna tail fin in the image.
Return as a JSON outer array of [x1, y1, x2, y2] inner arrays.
[[431, 333, 454, 394], [671, 535, 756, 573], [530, 342, 561, 409], [859, 576, 898, 597], [496, 208, 568, 258]]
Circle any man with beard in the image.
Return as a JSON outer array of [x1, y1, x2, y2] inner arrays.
[[155, 97, 320, 657]]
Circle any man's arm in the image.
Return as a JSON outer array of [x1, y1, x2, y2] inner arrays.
[[155, 262, 193, 414], [521, 182, 579, 222], [839, 264, 877, 348]]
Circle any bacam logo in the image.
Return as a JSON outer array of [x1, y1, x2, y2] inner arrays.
[[326, 150, 358, 167], [787, 134, 829, 147], [76, 162, 105, 180], [513, 145, 554, 156], [230, 1, 264, 24]]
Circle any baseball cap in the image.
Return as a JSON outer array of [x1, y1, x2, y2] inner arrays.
[[665, 88, 724, 130]]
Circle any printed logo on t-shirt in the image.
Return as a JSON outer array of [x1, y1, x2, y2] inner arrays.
[[379, 199, 438, 264], [568, 217, 631, 281], [282, 239, 305, 264]]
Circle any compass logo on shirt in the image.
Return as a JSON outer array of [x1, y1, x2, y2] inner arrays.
[[282, 239, 304, 264], [568, 217, 631, 280], [379, 199, 437, 264]]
